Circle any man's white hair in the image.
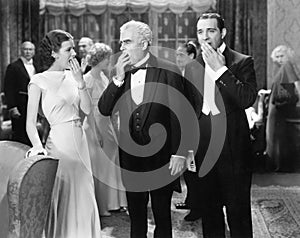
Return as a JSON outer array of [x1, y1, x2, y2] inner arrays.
[[120, 20, 152, 45]]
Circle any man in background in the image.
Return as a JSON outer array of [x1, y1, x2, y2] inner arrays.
[[78, 37, 94, 74], [4, 41, 36, 145]]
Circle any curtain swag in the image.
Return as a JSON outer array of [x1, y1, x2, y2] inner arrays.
[[40, 0, 216, 16]]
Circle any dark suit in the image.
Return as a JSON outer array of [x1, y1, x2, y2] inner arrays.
[[3, 58, 35, 145], [99, 53, 184, 238], [184, 46, 257, 238]]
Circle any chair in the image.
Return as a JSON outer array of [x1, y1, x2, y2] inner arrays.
[[0, 141, 30, 238], [0, 92, 12, 140], [7, 154, 58, 238]]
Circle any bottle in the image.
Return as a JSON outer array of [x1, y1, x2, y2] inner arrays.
[[187, 150, 196, 172]]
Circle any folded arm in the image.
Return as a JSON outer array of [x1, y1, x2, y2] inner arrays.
[[216, 56, 257, 109]]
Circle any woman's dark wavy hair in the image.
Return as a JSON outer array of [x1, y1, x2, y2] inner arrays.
[[35, 29, 73, 73], [185, 41, 197, 59]]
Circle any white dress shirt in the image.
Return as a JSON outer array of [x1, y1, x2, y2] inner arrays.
[[130, 53, 150, 105], [21, 57, 35, 78], [202, 43, 227, 115]]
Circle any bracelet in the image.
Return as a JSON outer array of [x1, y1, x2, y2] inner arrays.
[[112, 76, 124, 87]]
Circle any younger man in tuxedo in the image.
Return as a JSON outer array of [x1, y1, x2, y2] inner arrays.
[[185, 13, 257, 238]]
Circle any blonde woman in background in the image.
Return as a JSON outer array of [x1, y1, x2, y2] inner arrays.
[[83, 43, 127, 217], [266, 45, 300, 171]]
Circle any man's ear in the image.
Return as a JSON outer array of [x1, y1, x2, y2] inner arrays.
[[188, 53, 195, 60], [221, 28, 227, 40], [141, 40, 148, 50]]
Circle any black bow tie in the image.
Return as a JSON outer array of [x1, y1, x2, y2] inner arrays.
[[131, 64, 148, 74]]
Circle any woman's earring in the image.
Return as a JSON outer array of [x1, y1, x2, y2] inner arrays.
[[51, 51, 58, 60]]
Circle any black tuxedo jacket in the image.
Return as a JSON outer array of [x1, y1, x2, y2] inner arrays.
[[4, 58, 35, 115], [99, 53, 184, 192], [184, 46, 257, 172]]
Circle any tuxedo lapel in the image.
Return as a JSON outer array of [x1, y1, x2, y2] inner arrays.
[[223, 47, 234, 69], [197, 56, 205, 94], [16, 59, 30, 82], [215, 47, 234, 110], [124, 73, 133, 113], [140, 54, 159, 128], [197, 54, 205, 67]]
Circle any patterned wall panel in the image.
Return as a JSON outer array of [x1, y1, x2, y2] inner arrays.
[[44, 13, 105, 53], [157, 8, 198, 63], [267, 0, 300, 87], [177, 11, 197, 40]]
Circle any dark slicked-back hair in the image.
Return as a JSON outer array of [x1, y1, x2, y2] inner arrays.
[[198, 13, 225, 31], [182, 41, 197, 59], [36, 29, 73, 72]]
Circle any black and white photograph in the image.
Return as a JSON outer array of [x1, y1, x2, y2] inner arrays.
[[0, 0, 300, 237]]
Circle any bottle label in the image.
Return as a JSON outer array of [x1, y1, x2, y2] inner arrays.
[[187, 151, 196, 172]]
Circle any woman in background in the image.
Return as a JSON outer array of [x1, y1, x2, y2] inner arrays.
[[176, 41, 197, 76], [26, 29, 101, 238], [175, 41, 202, 221], [83, 43, 127, 217], [266, 45, 300, 171]]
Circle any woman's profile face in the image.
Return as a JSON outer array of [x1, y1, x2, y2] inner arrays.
[[55, 39, 76, 69], [273, 50, 288, 65]]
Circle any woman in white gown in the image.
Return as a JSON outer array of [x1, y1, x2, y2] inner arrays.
[[83, 43, 127, 217], [26, 29, 101, 238]]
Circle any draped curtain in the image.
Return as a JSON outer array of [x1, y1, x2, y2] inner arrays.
[[0, 0, 267, 93], [40, 0, 216, 16], [0, 0, 40, 91], [217, 0, 267, 89]]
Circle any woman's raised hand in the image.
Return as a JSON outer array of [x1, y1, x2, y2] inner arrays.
[[25, 146, 48, 158], [69, 57, 84, 85]]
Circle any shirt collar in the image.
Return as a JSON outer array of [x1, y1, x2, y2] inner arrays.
[[218, 42, 226, 53], [133, 53, 150, 68], [21, 56, 33, 65]]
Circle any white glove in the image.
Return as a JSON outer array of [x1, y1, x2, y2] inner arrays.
[[169, 155, 186, 176], [25, 146, 48, 158]]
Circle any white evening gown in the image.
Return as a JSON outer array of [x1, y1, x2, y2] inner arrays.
[[83, 71, 127, 216], [29, 70, 101, 238]]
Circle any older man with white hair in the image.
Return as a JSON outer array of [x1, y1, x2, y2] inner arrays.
[[99, 20, 185, 238], [4, 41, 36, 145]]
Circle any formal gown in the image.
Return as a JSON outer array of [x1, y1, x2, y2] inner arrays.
[[29, 70, 101, 238], [83, 71, 127, 216]]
